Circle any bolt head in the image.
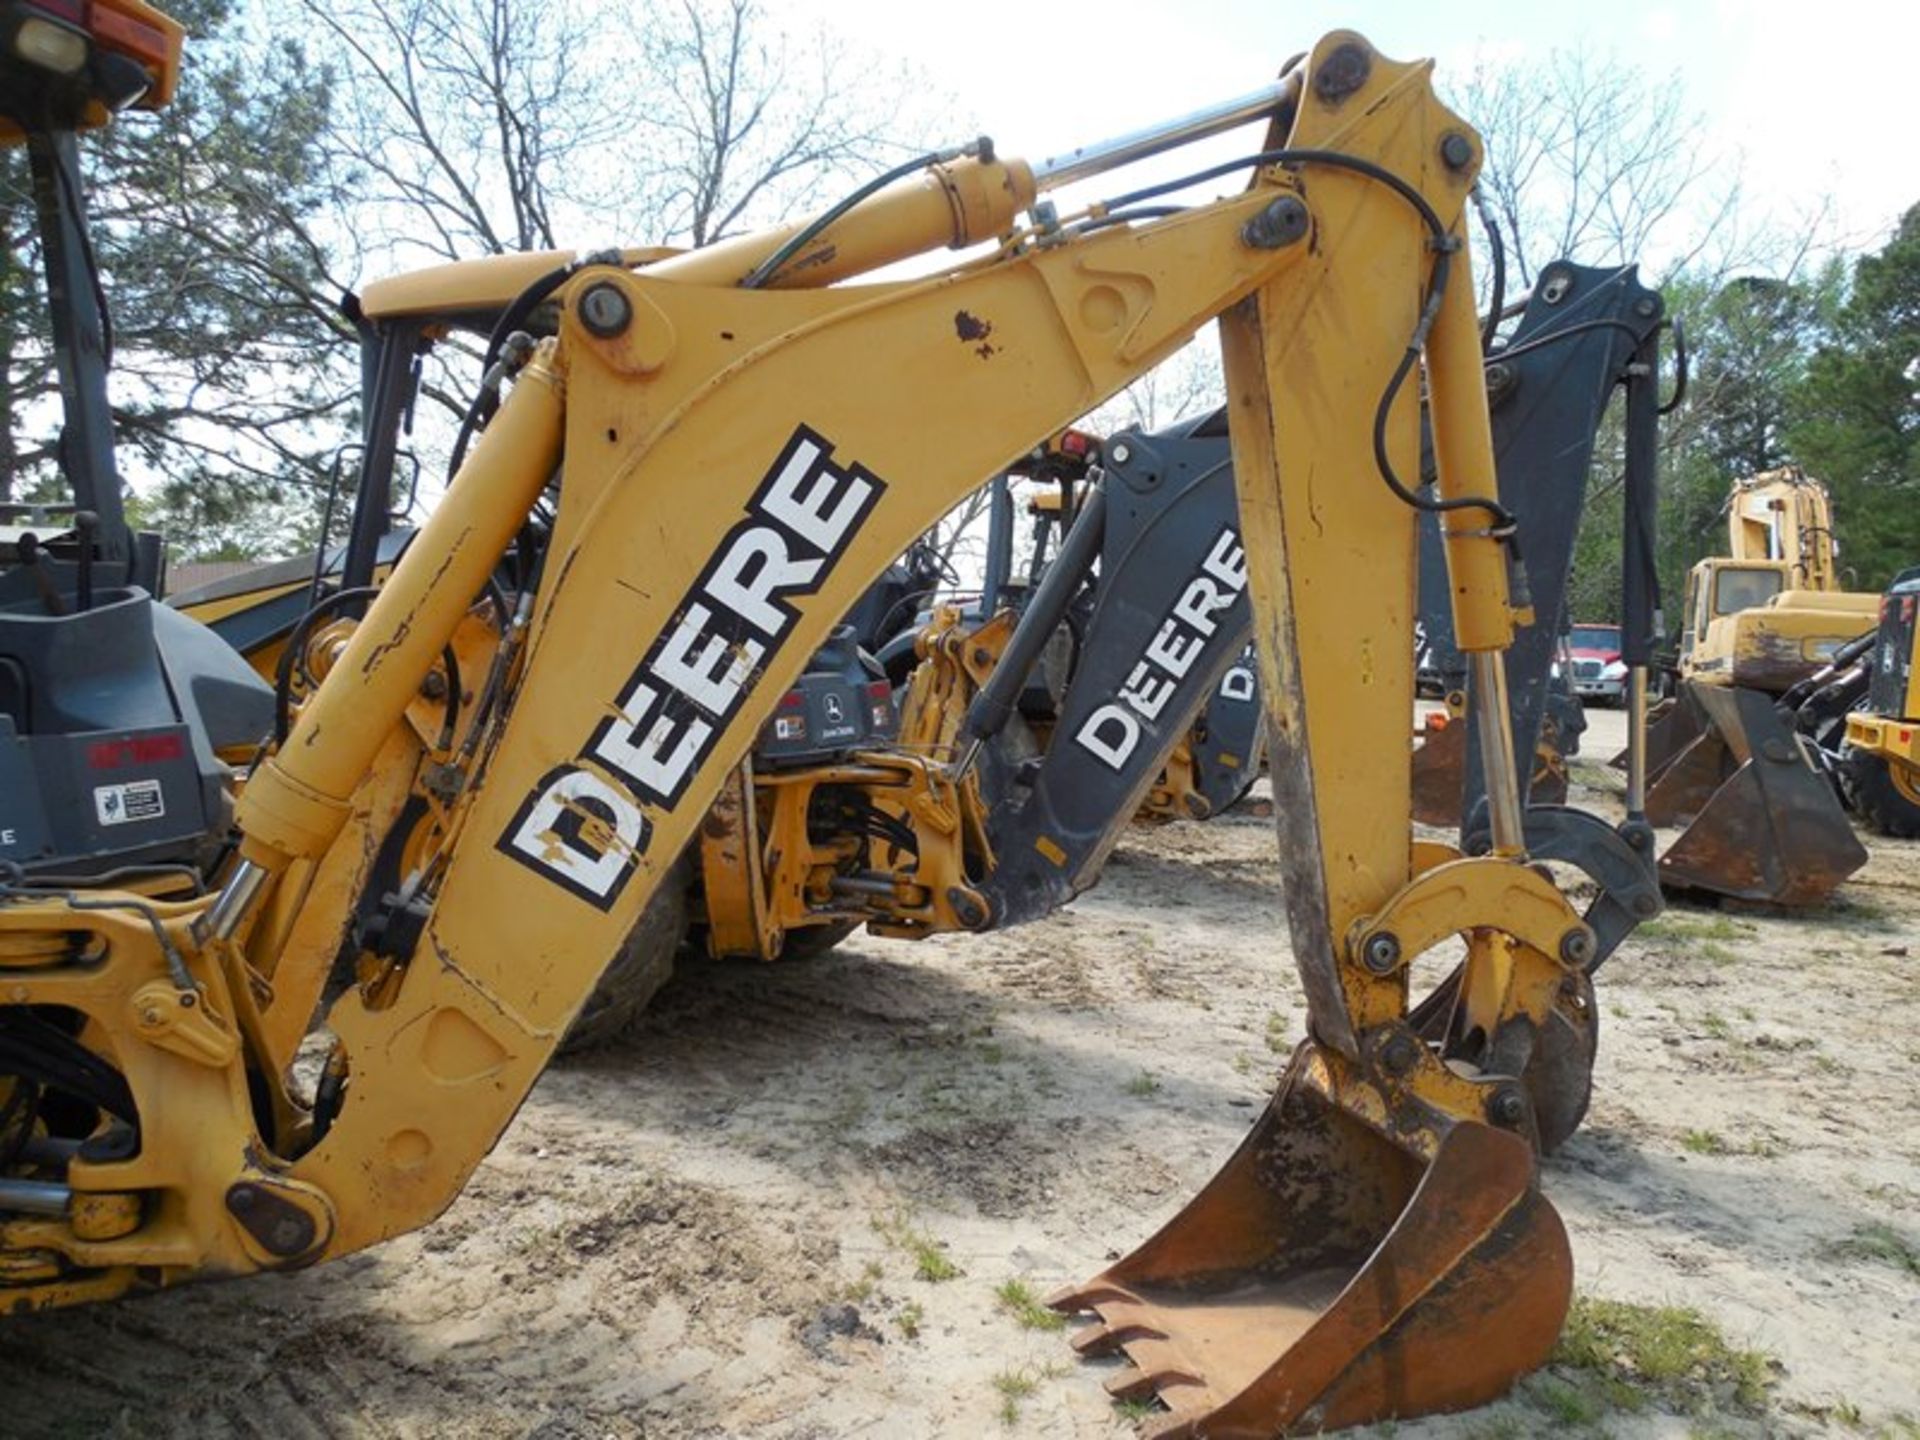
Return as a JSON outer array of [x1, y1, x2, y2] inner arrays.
[[1381, 1033, 1420, 1076], [1242, 195, 1310, 250], [1361, 931, 1402, 975], [1313, 42, 1372, 103], [1110, 442, 1132, 465], [578, 282, 633, 339], [1490, 1088, 1528, 1127], [1440, 133, 1474, 171]]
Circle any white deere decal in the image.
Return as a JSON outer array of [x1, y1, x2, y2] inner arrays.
[[1218, 660, 1257, 703], [1075, 527, 1248, 770], [501, 426, 886, 908]]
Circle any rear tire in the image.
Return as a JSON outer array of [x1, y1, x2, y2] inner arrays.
[[558, 855, 693, 1054], [1840, 748, 1920, 838]]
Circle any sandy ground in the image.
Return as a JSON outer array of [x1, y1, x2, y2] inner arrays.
[[5, 709, 1918, 1439]]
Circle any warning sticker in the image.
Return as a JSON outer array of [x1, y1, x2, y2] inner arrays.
[[94, 779, 166, 827]]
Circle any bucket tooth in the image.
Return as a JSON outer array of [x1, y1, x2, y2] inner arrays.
[[1057, 1051, 1572, 1434], [1656, 686, 1867, 906], [1070, 1317, 1167, 1356], [1105, 1363, 1203, 1403]]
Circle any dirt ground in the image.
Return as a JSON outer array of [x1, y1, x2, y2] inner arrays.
[[5, 710, 1918, 1439]]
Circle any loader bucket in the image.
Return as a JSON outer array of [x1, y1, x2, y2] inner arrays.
[[1656, 685, 1867, 906], [1643, 722, 1732, 826], [1051, 1051, 1572, 1437]]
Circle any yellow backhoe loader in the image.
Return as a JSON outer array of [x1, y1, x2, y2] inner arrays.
[[1644, 468, 1873, 903], [1782, 565, 1920, 837], [5, 11, 1653, 1431]]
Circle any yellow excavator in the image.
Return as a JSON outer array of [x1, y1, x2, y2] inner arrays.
[[5, 8, 1660, 1431], [1645, 467, 1874, 903], [1675, 468, 1876, 689]]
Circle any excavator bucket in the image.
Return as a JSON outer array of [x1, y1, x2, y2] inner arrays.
[[1654, 685, 1867, 905], [1050, 1051, 1572, 1437]]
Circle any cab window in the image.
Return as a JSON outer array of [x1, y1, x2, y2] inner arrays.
[[1712, 567, 1783, 616]]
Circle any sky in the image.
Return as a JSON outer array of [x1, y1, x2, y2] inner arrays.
[[765, 0, 1916, 259]]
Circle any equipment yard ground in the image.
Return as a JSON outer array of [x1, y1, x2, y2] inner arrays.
[[5, 712, 1916, 1439]]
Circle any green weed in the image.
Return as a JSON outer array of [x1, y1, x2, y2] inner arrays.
[[872, 1210, 963, 1282], [1555, 1295, 1773, 1414], [1824, 1222, 1920, 1277], [994, 1277, 1066, 1332]]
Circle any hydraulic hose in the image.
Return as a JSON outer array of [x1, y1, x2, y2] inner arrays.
[[950, 483, 1108, 776]]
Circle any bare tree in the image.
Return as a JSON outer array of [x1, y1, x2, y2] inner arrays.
[[1449, 49, 1757, 290], [1086, 334, 1224, 437], [637, 0, 932, 246], [275, 0, 952, 543], [295, 0, 625, 266], [298, 0, 945, 270], [2, 0, 349, 556]]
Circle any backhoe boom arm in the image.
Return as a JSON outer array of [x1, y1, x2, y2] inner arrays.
[[5, 31, 1594, 1432]]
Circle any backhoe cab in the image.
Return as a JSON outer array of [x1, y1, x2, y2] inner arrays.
[[3, 22, 1663, 1433], [1, 0, 271, 888]]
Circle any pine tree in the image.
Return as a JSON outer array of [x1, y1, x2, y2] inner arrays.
[[1, 0, 348, 561], [1789, 204, 1920, 589]]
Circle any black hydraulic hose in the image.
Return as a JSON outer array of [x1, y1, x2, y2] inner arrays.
[[740, 139, 992, 291], [273, 585, 461, 747], [446, 247, 621, 484], [273, 585, 381, 742], [445, 265, 572, 483], [1073, 204, 1189, 234], [1104, 142, 1512, 533], [959, 483, 1108, 746], [1659, 316, 1690, 414], [1488, 317, 1655, 365], [1470, 187, 1505, 354]]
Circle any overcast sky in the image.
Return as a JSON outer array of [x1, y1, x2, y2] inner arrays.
[[767, 0, 1914, 256]]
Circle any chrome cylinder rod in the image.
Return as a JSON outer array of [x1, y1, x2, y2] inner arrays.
[[1032, 74, 1302, 193], [0, 1178, 71, 1218], [1470, 652, 1527, 856], [1625, 666, 1650, 820], [196, 857, 268, 944]]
